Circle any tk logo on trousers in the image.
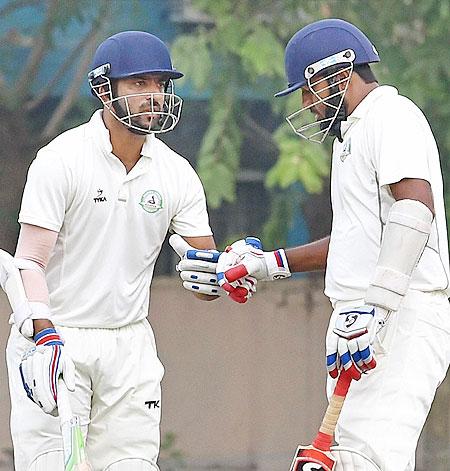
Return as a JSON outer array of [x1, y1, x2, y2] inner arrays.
[[145, 400, 160, 409]]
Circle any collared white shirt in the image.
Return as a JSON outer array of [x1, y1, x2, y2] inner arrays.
[[325, 85, 449, 304], [19, 110, 212, 327]]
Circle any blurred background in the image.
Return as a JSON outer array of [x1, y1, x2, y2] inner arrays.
[[0, 0, 449, 469]]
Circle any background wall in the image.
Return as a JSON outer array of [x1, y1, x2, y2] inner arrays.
[[1, 278, 449, 470]]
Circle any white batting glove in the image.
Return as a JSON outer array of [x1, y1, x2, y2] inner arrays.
[[216, 237, 291, 299], [326, 305, 390, 381], [19, 327, 75, 416], [169, 234, 256, 303]]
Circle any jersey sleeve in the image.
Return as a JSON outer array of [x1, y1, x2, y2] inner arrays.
[[373, 97, 432, 187], [169, 167, 212, 237], [18, 149, 71, 232]]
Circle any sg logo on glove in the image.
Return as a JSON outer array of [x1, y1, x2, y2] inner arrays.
[[344, 312, 360, 328]]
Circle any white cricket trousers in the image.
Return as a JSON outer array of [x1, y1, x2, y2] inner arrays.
[[326, 289, 450, 471], [6, 319, 164, 471]]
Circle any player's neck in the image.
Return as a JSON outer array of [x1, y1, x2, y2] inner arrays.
[[345, 79, 379, 115], [103, 110, 146, 173]]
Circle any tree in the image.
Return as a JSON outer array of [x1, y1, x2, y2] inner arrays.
[[0, 0, 111, 251], [171, 0, 450, 243]]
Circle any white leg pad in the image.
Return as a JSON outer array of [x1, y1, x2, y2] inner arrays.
[[331, 446, 381, 471], [104, 458, 159, 471], [27, 449, 64, 471]]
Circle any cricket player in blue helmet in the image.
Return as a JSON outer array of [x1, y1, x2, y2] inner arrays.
[[276, 18, 380, 143], [88, 31, 184, 134], [215, 18, 450, 471], [4, 30, 256, 471]]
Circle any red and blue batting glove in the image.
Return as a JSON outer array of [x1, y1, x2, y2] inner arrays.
[[19, 327, 75, 416], [169, 234, 256, 302], [216, 237, 291, 303], [326, 305, 390, 381]]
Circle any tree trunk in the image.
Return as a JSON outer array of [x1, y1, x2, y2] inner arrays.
[[0, 107, 36, 252]]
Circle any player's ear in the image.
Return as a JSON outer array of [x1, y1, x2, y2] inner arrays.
[[336, 69, 351, 91]]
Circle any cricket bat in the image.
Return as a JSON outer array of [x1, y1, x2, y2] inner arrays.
[[58, 379, 93, 471], [289, 369, 352, 471]]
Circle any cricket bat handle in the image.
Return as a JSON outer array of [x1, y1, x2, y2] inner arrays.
[[58, 379, 93, 471], [58, 379, 73, 424], [312, 370, 352, 451]]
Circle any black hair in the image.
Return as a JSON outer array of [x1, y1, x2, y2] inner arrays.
[[353, 63, 378, 84]]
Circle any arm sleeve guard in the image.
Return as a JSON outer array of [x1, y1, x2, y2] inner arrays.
[[365, 199, 433, 311]]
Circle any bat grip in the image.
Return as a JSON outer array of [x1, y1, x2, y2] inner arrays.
[[312, 370, 352, 451]]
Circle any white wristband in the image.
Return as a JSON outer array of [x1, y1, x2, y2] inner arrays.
[[266, 249, 291, 280]]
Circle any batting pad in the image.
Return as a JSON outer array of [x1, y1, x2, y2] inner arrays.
[[27, 449, 64, 470], [331, 446, 381, 471], [104, 458, 158, 470]]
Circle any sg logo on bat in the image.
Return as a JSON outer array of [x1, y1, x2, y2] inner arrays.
[[290, 446, 334, 471], [292, 460, 331, 471]]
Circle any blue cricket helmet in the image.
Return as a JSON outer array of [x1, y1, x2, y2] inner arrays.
[[275, 19, 379, 97], [88, 31, 183, 83]]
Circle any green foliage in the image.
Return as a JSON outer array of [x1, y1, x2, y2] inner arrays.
[[177, 0, 450, 238], [261, 190, 297, 249], [267, 127, 329, 193], [159, 431, 185, 470], [171, 32, 213, 91], [171, 1, 293, 208], [196, 89, 242, 207], [240, 26, 285, 79]]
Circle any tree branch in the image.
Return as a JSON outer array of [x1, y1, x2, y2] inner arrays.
[[14, 0, 59, 101], [41, 1, 110, 139], [0, 0, 39, 18], [27, 24, 99, 111], [242, 113, 278, 154]]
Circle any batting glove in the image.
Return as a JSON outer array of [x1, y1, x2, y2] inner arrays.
[[326, 305, 390, 381], [216, 237, 291, 301], [19, 327, 75, 416], [169, 234, 256, 303]]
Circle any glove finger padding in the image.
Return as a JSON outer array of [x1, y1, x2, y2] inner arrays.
[[218, 273, 257, 304], [326, 332, 340, 379], [168, 234, 192, 257], [182, 281, 223, 296], [177, 259, 217, 274], [355, 333, 376, 372], [180, 270, 219, 285], [170, 234, 223, 297]]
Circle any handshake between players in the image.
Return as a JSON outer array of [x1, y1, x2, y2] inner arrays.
[[170, 234, 388, 382], [169, 234, 290, 304]]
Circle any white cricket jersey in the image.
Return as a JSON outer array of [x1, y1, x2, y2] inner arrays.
[[18, 110, 212, 328], [325, 85, 450, 304]]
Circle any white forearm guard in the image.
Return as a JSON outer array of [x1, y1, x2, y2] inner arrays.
[[0, 251, 52, 340], [365, 199, 433, 311]]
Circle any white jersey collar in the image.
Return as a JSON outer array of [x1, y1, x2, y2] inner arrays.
[[89, 110, 155, 160], [340, 85, 398, 137]]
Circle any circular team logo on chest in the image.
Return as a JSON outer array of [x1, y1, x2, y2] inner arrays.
[[140, 190, 163, 213]]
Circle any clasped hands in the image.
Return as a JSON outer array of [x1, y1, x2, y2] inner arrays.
[[169, 235, 290, 303]]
